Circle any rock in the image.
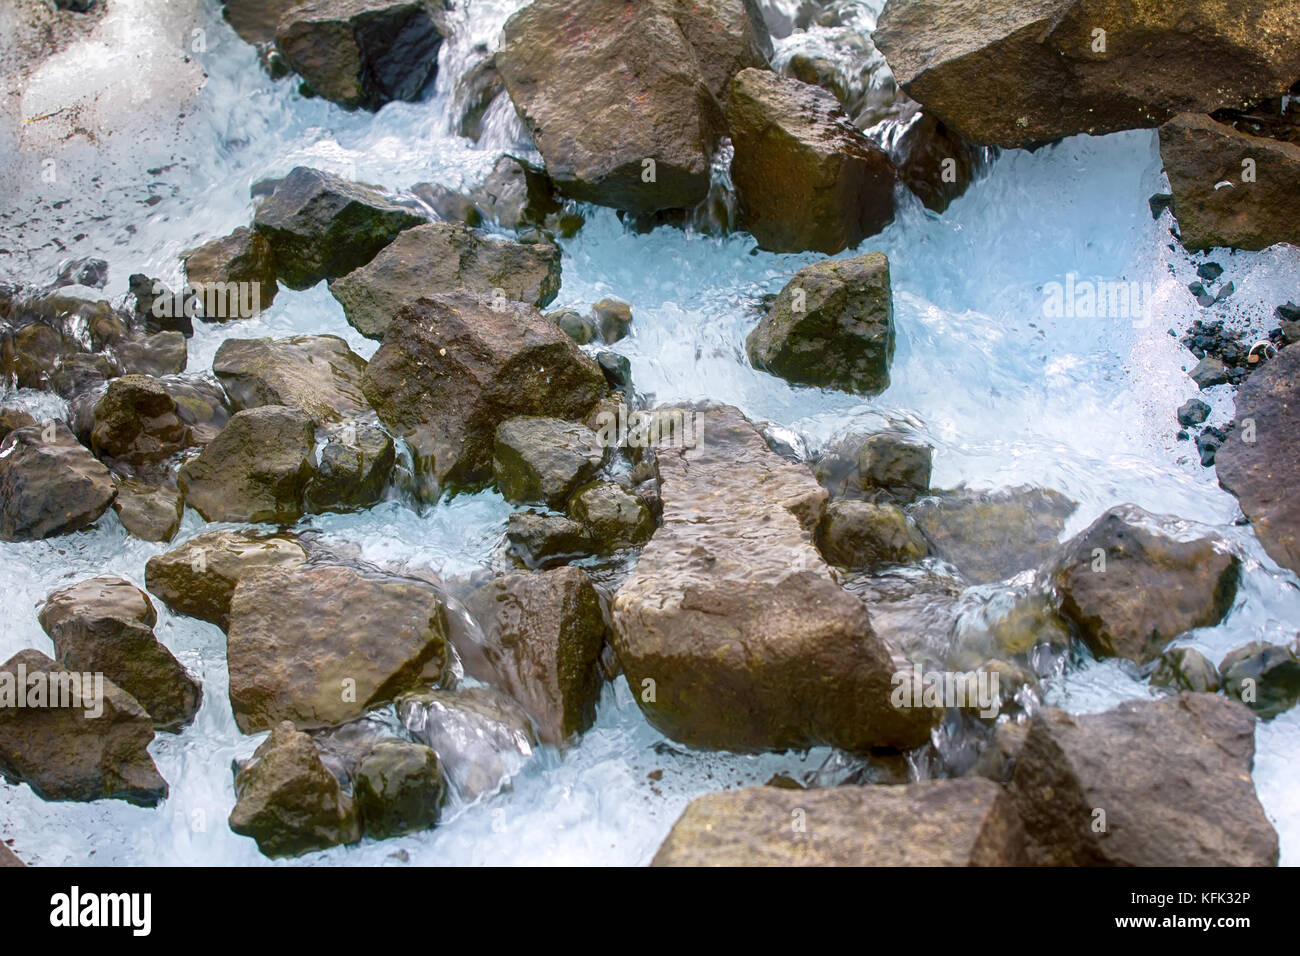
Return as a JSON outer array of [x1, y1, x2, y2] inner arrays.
[[182, 226, 278, 315], [591, 297, 632, 344], [213, 335, 370, 424], [817, 500, 928, 569], [274, 0, 445, 111], [669, 0, 773, 105], [652, 778, 1025, 866], [858, 434, 933, 500], [493, 417, 607, 509], [223, 0, 302, 45], [128, 275, 193, 337], [1158, 113, 1300, 251], [1150, 647, 1221, 694], [596, 351, 632, 392], [1216, 344, 1300, 576], [0, 409, 37, 443], [1219, 642, 1300, 719], [90, 374, 192, 468], [610, 405, 936, 751], [747, 252, 894, 394], [305, 423, 394, 512], [1176, 397, 1210, 427], [567, 481, 655, 553], [360, 293, 607, 493], [144, 530, 307, 630], [38, 577, 201, 731], [1008, 694, 1277, 865], [505, 511, 594, 569], [114, 331, 187, 377], [178, 406, 317, 524], [353, 739, 442, 839], [226, 564, 448, 732], [888, 108, 983, 214], [452, 54, 504, 142], [53, 256, 109, 289], [159, 376, 231, 446], [463, 566, 607, 746], [50, 353, 119, 402], [550, 309, 597, 345], [1189, 356, 1228, 389], [729, 68, 895, 253], [497, 0, 727, 214], [0, 422, 116, 541], [475, 155, 564, 232], [1054, 506, 1240, 664], [252, 167, 423, 289], [909, 486, 1075, 585], [229, 721, 361, 858], [397, 686, 536, 802], [874, 0, 1300, 149], [112, 479, 183, 542], [329, 222, 562, 339], [0, 650, 166, 807], [0, 843, 22, 867]]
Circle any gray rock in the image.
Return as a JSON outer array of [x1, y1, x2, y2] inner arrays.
[[493, 417, 607, 509], [0, 422, 116, 541], [212, 335, 370, 425]]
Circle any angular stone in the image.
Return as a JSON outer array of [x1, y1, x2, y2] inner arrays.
[[1150, 647, 1221, 694], [112, 479, 183, 543], [493, 416, 607, 509], [213, 335, 370, 424], [90, 374, 192, 467], [305, 423, 394, 512], [1219, 642, 1300, 719], [567, 481, 655, 553], [504, 511, 594, 569], [182, 226, 278, 315], [817, 500, 928, 569], [353, 739, 442, 839], [0, 422, 116, 541]]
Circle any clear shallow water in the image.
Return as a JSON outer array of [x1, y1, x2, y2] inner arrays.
[[1, 0, 1298, 865]]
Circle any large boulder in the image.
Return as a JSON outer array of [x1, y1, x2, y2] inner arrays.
[[177, 406, 317, 524], [1216, 344, 1300, 576], [1053, 506, 1240, 664], [145, 530, 307, 630], [360, 293, 607, 493], [873, 0, 1300, 149], [229, 721, 361, 858], [226, 564, 448, 732], [0, 422, 116, 541], [329, 222, 562, 340], [222, 0, 301, 45], [274, 0, 445, 110], [669, 0, 772, 106], [38, 577, 201, 731], [1008, 694, 1277, 865], [728, 68, 895, 253], [252, 167, 423, 289], [212, 335, 370, 424], [0, 649, 167, 807], [493, 416, 607, 509], [610, 405, 936, 752], [90, 374, 192, 468], [747, 252, 894, 394], [653, 778, 1025, 866], [463, 567, 607, 746]]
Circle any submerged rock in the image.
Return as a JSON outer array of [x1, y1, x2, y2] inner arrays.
[[353, 739, 443, 839], [747, 252, 894, 394], [813, 432, 933, 502], [182, 226, 278, 315], [112, 479, 183, 543], [1219, 642, 1300, 719], [114, 331, 187, 378], [504, 511, 595, 569], [653, 778, 1025, 866], [213, 335, 370, 424], [475, 155, 565, 232], [0, 422, 116, 541], [1054, 506, 1240, 664], [816, 499, 928, 569], [1149, 647, 1221, 694], [1008, 694, 1277, 865]]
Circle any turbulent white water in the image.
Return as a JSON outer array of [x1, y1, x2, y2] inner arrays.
[[1, 0, 1298, 865]]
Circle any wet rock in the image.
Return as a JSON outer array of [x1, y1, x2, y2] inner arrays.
[[591, 297, 632, 345], [971, 720, 1030, 785], [475, 155, 565, 232], [1054, 506, 1239, 664], [493, 417, 607, 510], [887, 108, 983, 214], [38, 577, 201, 732], [0, 843, 22, 867], [909, 486, 1075, 585], [227, 564, 448, 732], [0, 409, 36, 443], [53, 256, 109, 290], [159, 376, 231, 447], [464, 567, 607, 746], [229, 721, 361, 858], [0, 649, 166, 807], [653, 778, 1025, 866], [1008, 694, 1277, 866], [50, 353, 119, 402], [223, 0, 302, 45], [1176, 398, 1210, 427], [729, 68, 895, 254], [1219, 642, 1300, 719], [0, 422, 116, 541], [1196, 427, 1223, 467], [816, 500, 928, 569], [213, 335, 370, 424], [305, 423, 394, 512], [567, 481, 655, 554], [505, 511, 594, 569], [112, 479, 183, 543], [549, 309, 596, 346], [330, 222, 562, 340], [1150, 647, 1221, 694], [452, 54, 504, 142], [114, 331, 187, 378], [274, 0, 445, 111], [1189, 356, 1228, 389], [353, 739, 442, 838], [874, 0, 1300, 149], [90, 374, 192, 468], [410, 182, 484, 226], [397, 686, 536, 802], [813, 432, 932, 502], [1159, 113, 1300, 252], [1216, 344, 1300, 576], [145, 530, 307, 630], [596, 351, 632, 392], [178, 406, 317, 524], [611, 404, 936, 752], [252, 167, 423, 289], [128, 275, 194, 337], [671, 0, 773, 105], [360, 293, 607, 493], [182, 226, 278, 315], [747, 252, 894, 394]]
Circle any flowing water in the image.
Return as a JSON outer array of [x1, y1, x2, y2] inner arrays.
[[1, 0, 1298, 865]]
